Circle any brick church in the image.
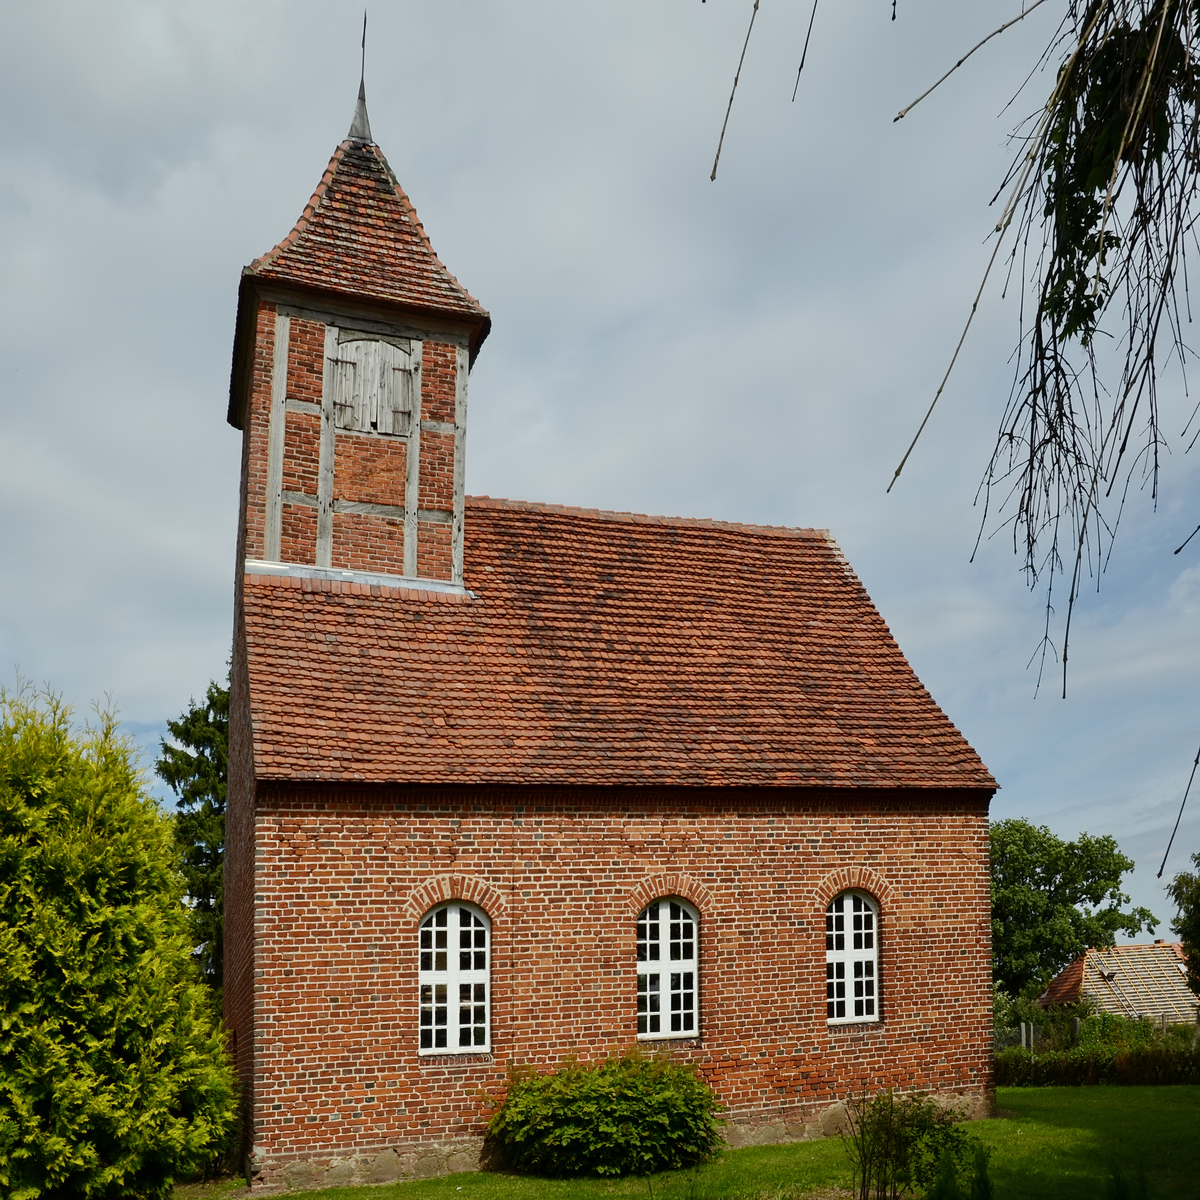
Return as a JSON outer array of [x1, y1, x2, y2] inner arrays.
[[224, 84, 997, 1190]]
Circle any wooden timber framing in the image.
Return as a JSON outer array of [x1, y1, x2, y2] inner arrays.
[[452, 343, 469, 585], [403, 358, 422, 579], [316, 325, 337, 568], [264, 312, 291, 562]]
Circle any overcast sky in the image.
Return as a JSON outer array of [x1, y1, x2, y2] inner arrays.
[[2, 0, 1197, 934]]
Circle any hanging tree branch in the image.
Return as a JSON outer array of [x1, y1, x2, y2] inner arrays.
[[892, 0, 1200, 693]]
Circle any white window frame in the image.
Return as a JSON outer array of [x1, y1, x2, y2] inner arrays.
[[418, 902, 491, 1054], [637, 897, 699, 1040], [826, 889, 879, 1025]]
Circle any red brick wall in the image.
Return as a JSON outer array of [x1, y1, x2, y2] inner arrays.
[[224, 609, 258, 1097], [281, 412, 320, 499], [417, 430, 455, 513], [241, 301, 277, 563], [331, 513, 407, 575], [334, 436, 407, 508], [240, 783, 993, 1174], [416, 521, 452, 580], [420, 341, 457, 425], [238, 294, 464, 581], [287, 319, 325, 403]]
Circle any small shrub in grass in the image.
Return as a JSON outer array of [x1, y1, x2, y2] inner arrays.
[[843, 1090, 984, 1200], [485, 1048, 722, 1177]]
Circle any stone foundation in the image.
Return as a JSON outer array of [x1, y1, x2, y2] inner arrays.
[[249, 1089, 993, 1190], [249, 1137, 484, 1192], [722, 1086, 991, 1152]]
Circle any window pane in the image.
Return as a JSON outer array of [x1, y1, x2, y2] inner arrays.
[[420, 904, 490, 1054], [639, 901, 698, 1040], [826, 892, 878, 1026]]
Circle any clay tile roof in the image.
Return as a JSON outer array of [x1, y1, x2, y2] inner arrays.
[[1041, 943, 1197, 1021], [245, 138, 489, 329], [240, 498, 996, 790]]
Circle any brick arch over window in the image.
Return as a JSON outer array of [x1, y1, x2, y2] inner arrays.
[[403, 875, 509, 923], [627, 874, 714, 916], [813, 865, 895, 912]]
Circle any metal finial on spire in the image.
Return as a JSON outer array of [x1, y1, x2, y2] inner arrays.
[[348, 11, 373, 143]]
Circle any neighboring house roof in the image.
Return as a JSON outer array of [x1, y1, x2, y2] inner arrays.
[[240, 497, 996, 790], [1040, 942, 1197, 1021], [244, 137, 490, 331]]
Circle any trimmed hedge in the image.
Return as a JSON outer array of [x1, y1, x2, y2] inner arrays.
[[486, 1049, 722, 1177], [995, 1043, 1200, 1086]]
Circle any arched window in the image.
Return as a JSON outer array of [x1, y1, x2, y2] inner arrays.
[[419, 902, 490, 1053], [826, 890, 879, 1024], [637, 898, 698, 1039]]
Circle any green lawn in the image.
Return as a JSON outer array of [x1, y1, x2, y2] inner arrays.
[[975, 1086, 1200, 1199], [185, 1086, 1200, 1200]]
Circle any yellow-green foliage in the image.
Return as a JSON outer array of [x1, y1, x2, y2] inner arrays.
[[0, 689, 237, 1200]]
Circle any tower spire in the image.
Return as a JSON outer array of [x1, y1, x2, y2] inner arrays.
[[348, 11, 372, 144]]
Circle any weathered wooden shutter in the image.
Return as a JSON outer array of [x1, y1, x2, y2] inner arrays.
[[333, 331, 415, 436], [381, 342, 415, 436], [330, 343, 359, 431]]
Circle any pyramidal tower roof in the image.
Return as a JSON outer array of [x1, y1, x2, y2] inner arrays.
[[243, 84, 489, 333]]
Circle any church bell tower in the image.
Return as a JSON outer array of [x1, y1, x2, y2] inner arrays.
[[227, 84, 489, 589]]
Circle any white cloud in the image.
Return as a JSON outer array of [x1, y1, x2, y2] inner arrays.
[[0, 0, 1196, 918]]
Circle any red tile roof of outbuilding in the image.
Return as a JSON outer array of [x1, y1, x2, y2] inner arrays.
[[244, 138, 489, 329], [240, 498, 996, 790], [1040, 942, 1196, 1021]]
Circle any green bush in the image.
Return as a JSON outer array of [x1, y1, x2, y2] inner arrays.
[[0, 689, 238, 1200], [843, 1090, 985, 1200], [994, 1043, 1200, 1086], [485, 1048, 722, 1177]]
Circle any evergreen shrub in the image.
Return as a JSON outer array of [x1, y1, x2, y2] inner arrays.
[[0, 689, 238, 1200], [485, 1048, 722, 1177]]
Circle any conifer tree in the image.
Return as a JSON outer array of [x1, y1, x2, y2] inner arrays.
[[0, 687, 237, 1200], [156, 679, 228, 994]]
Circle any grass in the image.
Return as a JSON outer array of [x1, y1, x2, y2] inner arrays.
[[975, 1086, 1200, 1199], [184, 1085, 1200, 1200]]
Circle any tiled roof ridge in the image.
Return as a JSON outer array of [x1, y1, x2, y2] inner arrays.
[[1090, 941, 1186, 957], [466, 495, 831, 540], [247, 140, 349, 278], [368, 144, 487, 317]]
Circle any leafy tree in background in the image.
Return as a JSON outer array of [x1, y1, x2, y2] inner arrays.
[[156, 678, 229, 996], [1167, 850, 1200, 994], [0, 687, 237, 1200], [991, 817, 1157, 996]]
